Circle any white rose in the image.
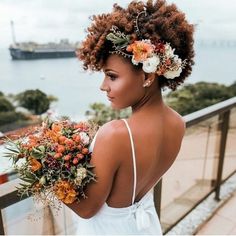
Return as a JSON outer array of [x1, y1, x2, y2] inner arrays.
[[79, 132, 90, 145], [173, 55, 182, 65], [131, 56, 139, 65], [163, 68, 182, 79], [142, 55, 160, 73]]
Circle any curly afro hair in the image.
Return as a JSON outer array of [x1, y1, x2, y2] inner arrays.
[[77, 0, 195, 91]]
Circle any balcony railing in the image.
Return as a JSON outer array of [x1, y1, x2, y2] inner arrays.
[[1, 97, 236, 235]]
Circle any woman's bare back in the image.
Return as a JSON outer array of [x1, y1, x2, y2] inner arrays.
[[106, 106, 185, 208]]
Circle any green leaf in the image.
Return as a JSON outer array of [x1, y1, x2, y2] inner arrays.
[[106, 33, 130, 48], [5, 147, 20, 154]]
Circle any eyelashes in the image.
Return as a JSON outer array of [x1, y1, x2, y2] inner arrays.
[[106, 73, 118, 81]]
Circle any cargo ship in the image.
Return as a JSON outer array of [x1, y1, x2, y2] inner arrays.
[[9, 21, 79, 60], [9, 39, 78, 60]]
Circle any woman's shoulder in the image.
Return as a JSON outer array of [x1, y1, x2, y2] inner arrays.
[[95, 119, 128, 149], [97, 119, 127, 137], [92, 119, 129, 167], [165, 106, 186, 137]]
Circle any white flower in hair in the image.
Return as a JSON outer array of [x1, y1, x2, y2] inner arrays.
[[131, 56, 139, 65], [106, 24, 186, 78], [142, 55, 160, 73], [173, 55, 182, 65], [165, 43, 175, 58], [164, 68, 182, 79]]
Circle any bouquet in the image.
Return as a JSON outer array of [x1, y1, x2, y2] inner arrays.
[[5, 118, 98, 207]]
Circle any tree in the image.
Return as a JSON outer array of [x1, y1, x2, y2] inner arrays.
[[85, 103, 131, 126], [16, 89, 50, 115], [0, 96, 15, 112], [165, 82, 234, 115], [229, 81, 236, 96]]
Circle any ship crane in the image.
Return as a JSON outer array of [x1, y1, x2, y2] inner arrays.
[[10, 20, 16, 45]]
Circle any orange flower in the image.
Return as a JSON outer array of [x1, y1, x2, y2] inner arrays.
[[58, 135, 67, 144], [29, 157, 42, 172], [54, 153, 63, 159], [56, 144, 66, 153], [72, 134, 81, 143], [64, 191, 77, 204], [51, 123, 63, 133], [64, 138, 75, 149], [45, 129, 60, 143], [82, 148, 89, 155], [126, 40, 154, 62], [54, 180, 77, 204], [74, 122, 89, 131]]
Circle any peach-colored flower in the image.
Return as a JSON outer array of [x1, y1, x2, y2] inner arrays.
[[126, 40, 154, 62], [64, 191, 77, 204], [44, 129, 60, 143], [54, 180, 77, 204], [51, 123, 63, 133]]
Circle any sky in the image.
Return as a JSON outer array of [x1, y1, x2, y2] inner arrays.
[[0, 0, 236, 48]]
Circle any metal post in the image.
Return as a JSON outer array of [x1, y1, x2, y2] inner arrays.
[[0, 211, 5, 235], [215, 110, 230, 200], [154, 178, 162, 218]]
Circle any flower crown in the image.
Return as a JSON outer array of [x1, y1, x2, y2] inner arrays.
[[105, 9, 187, 79]]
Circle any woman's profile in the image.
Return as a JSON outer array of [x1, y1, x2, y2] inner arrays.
[[66, 0, 194, 234]]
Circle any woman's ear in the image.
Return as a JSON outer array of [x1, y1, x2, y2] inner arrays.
[[142, 73, 156, 88]]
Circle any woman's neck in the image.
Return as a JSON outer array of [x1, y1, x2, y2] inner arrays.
[[131, 82, 164, 114]]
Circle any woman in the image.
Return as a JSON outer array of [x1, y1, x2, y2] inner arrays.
[[67, 0, 194, 234]]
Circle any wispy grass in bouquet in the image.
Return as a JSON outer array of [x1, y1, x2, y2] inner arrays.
[[4, 117, 98, 209]]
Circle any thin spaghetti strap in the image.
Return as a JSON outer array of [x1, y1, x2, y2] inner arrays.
[[121, 118, 137, 205]]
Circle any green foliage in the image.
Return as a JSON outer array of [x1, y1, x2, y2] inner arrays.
[[85, 103, 131, 126], [0, 96, 15, 112], [0, 111, 27, 126], [165, 81, 236, 115], [106, 26, 130, 49], [47, 95, 58, 103], [0, 91, 4, 97], [16, 89, 50, 115], [228, 81, 236, 96], [86, 81, 236, 123]]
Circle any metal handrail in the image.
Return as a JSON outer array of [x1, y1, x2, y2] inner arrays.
[[0, 97, 236, 235], [184, 97, 236, 127]]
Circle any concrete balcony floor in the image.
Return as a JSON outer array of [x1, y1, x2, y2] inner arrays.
[[196, 190, 236, 235]]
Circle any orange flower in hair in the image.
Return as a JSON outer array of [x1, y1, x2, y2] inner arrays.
[[127, 40, 154, 62]]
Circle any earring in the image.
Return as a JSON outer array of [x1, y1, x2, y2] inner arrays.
[[143, 80, 151, 87]]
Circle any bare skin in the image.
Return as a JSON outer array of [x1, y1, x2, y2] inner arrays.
[[66, 54, 185, 218]]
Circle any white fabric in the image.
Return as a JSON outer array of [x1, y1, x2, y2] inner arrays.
[[75, 119, 163, 235]]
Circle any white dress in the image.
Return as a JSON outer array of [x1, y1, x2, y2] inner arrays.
[[75, 119, 163, 235]]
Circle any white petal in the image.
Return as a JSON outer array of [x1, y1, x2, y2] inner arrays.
[[132, 56, 139, 65]]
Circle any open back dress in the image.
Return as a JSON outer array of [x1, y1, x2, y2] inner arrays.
[[75, 119, 163, 235]]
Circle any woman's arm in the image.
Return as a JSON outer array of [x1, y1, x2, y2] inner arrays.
[[65, 120, 123, 219]]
